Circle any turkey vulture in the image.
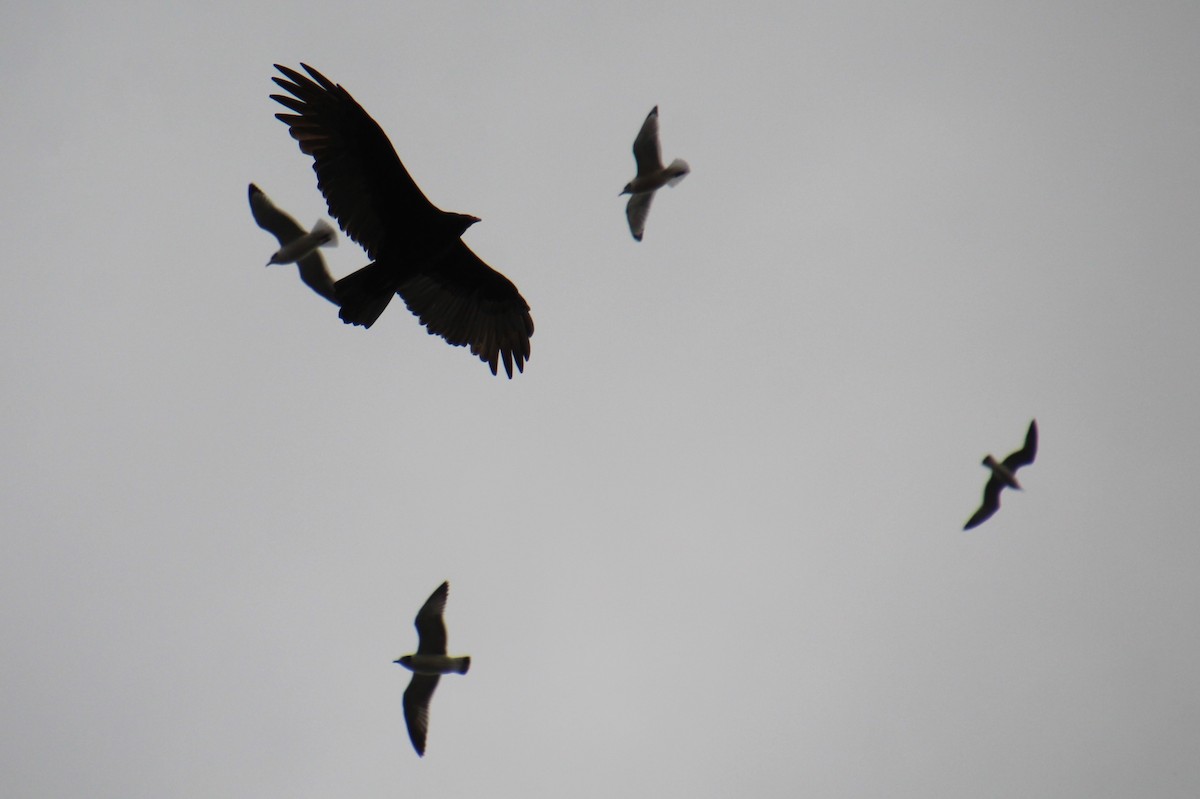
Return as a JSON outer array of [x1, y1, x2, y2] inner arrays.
[[271, 64, 533, 377]]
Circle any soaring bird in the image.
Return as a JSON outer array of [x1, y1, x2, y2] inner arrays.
[[964, 419, 1038, 530], [270, 64, 534, 377], [621, 106, 690, 241], [394, 581, 471, 757], [247, 183, 338, 304]]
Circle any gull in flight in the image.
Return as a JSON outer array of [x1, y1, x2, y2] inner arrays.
[[621, 106, 689, 241], [964, 419, 1038, 530], [247, 183, 338, 304], [394, 581, 471, 757], [271, 64, 533, 377]]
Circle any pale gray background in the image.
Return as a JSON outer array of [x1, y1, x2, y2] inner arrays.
[[3, 2, 1199, 797]]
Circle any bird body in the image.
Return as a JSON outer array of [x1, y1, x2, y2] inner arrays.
[[396, 654, 471, 675], [964, 420, 1038, 530], [393, 581, 469, 756], [622, 158, 691, 195], [980, 454, 1021, 490], [271, 64, 533, 376], [331, 212, 480, 327], [266, 218, 337, 266], [621, 106, 689, 241]]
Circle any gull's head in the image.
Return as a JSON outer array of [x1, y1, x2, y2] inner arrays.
[[394, 655, 414, 669], [620, 181, 634, 196]]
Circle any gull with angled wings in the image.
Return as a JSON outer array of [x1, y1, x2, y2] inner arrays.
[[394, 581, 471, 757], [964, 419, 1038, 530], [247, 183, 338, 304], [621, 106, 689, 241]]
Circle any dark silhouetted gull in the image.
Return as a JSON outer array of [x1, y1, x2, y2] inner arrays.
[[247, 183, 338, 304], [271, 64, 533, 377], [394, 581, 470, 757], [964, 420, 1038, 530], [621, 106, 689, 241]]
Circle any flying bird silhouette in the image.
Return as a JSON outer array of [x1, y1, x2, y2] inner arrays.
[[964, 419, 1038, 530], [621, 106, 690, 241], [270, 64, 533, 377], [394, 581, 470, 757], [247, 183, 338, 304]]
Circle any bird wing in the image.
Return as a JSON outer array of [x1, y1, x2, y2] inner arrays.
[[1003, 419, 1038, 471], [396, 241, 535, 378], [964, 474, 1005, 530], [414, 582, 450, 655], [294, 253, 338, 304], [625, 191, 655, 242], [248, 183, 308, 242], [402, 674, 440, 757], [271, 64, 442, 259], [632, 106, 664, 177], [249, 184, 338, 303]]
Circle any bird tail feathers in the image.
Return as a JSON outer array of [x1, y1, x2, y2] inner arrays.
[[666, 159, 690, 187], [335, 261, 397, 328], [310, 219, 337, 248]]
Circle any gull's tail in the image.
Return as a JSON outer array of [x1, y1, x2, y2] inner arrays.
[[666, 159, 690, 187], [310, 218, 337, 248]]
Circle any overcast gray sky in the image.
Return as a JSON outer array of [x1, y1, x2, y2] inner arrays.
[[3, 1, 1200, 797]]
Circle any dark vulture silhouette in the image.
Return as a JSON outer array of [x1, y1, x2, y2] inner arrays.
[[271, 64, 533, 377], [393, 581, 471, 757], [247, 183, 339, 304], [964, 419, 1038, 530]]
